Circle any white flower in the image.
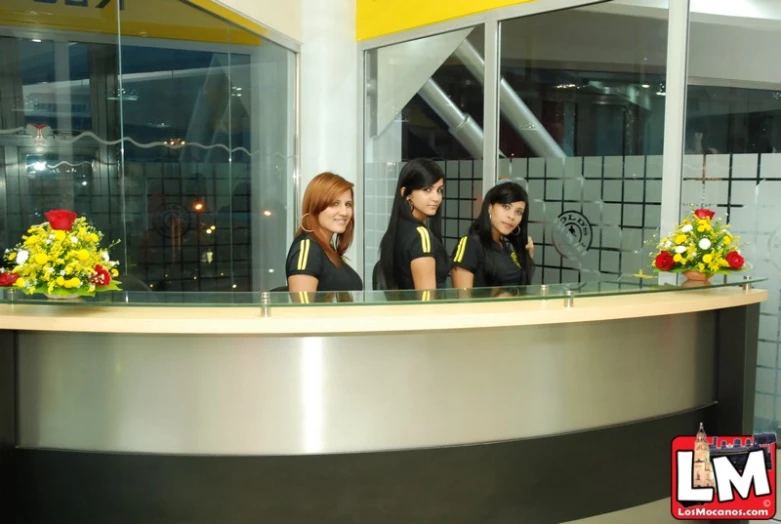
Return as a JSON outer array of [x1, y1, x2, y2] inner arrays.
[[16, 250, 28, 265], [102, 252, 109, 261], [681, 224, 693, 232], [698, 238, 711, 250], [665, 241, 673, 248], [47, 267, 54, 273], [70, 236, 78, 244], [675, 246, 686, 253]]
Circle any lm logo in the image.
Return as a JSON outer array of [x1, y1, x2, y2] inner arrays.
[[671, 423, 777, 520]]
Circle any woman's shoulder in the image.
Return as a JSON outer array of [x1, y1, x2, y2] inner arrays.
[[288, 232, 325, 256]]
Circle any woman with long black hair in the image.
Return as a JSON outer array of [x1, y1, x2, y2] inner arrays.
[[378, 158, 451, 290], [451, 181, 535, 288]]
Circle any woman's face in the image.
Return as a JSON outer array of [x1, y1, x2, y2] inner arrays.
[[490, 200, 526, 237], [406, 178, 444, 219], [317, 189, 353, 236]]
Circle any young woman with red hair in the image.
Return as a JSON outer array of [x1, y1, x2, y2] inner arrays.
[[285, 172, 363, 292]]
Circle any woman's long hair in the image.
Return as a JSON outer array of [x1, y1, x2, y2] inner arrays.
[[378, 158, 445, 288], [469, 181, 535, 285], [295, 172, 355, 267]]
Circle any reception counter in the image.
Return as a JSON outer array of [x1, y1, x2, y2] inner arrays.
[[0, 275, 768, 523]]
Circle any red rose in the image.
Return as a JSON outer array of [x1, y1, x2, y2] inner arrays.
[[0, 271, 19, 287], [92, 264, 111, 287], [694, 208, 715, 220], [654, 251, 675, 271], [726, 251, 745, 269], [45, 209, 78, 231]]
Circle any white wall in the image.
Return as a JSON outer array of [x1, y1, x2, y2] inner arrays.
[[216, 0, 302, 43]]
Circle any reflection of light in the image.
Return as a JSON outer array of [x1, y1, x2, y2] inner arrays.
[[81, 181, 88, 186], [300, 338, 325, 453], [268, 269, 274, 273], [193, 202, 204, 211], [32, 161, 46, 172], [210, 225, 216, 231], [641, 84, 650, 88], [263, 210, 272, 217], [205, 229, 212, 235], [231, 284, 237, 289], [31, 39, 42, 43]]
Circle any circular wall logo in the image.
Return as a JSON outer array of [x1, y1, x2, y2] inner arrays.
[[153, 203, 192, 238], [551, 210, 593, 261]]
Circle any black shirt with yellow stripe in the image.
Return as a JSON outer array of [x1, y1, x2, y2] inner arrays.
[[285, 233, 363, 292], [452, 233, 526, 287], [392, 218, 451, 290]]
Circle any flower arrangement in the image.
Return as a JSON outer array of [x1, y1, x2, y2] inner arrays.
[[0, 209, 122, 297], [651, 207, 746, 277]]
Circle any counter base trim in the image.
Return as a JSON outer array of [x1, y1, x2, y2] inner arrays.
[[14, 406, 714, 524]]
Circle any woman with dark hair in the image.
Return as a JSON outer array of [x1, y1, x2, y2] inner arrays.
[[285, 172, 363, 292], [378, 158, 451, 290], [451, 181, 535, 288]]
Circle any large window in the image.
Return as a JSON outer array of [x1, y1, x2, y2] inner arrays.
[[498, 1, 669, 284], [0, 0, 296, 292], [363, 1, 670, 288], [363, 27, 486, 288]]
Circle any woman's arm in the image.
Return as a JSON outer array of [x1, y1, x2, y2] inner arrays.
[[287, 274, 319, 293], [451, 266, 475, 288], [410, 258, 438, 290]]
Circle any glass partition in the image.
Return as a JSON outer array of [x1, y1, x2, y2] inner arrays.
[[0, 274, 764, 307], [682, 4, 781, 433], [498, 1, 669, 285], [0, 0, 296, 294]]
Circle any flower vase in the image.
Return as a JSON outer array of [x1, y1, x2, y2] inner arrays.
[[681, 270, 714, 284]]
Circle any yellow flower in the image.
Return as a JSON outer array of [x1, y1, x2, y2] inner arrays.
[[77, 249, 90, 261], [15, 278, 25, 288], [697, 263, 705, 271], [24, 235, 40, 245], [64, 278, 81, 289], [7, 252, 15, 261], [34, 253, 48, 265], [53, 230, 66, 241], [89, 233, 99, 243], [110, 269, 119, 277], [702, 254, 713, 264], [56, 276, 66, 286], [673, 253, 683, 263], [675, 234, 687, 244], [724, 235, 732, 245]]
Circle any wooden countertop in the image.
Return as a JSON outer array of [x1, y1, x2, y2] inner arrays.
[[0, 286, 767, 335]]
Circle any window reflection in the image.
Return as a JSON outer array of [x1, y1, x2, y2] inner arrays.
[[0, 0, 296, 294]]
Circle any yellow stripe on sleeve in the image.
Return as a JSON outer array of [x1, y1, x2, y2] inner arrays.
[[298, 291, 309, 304], [454, 236, 467, 263], [416, 226, 431, 254], [297, 239, 310, 271]]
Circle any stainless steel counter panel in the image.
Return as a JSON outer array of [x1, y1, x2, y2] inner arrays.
[[17, 312, 715, 455]]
